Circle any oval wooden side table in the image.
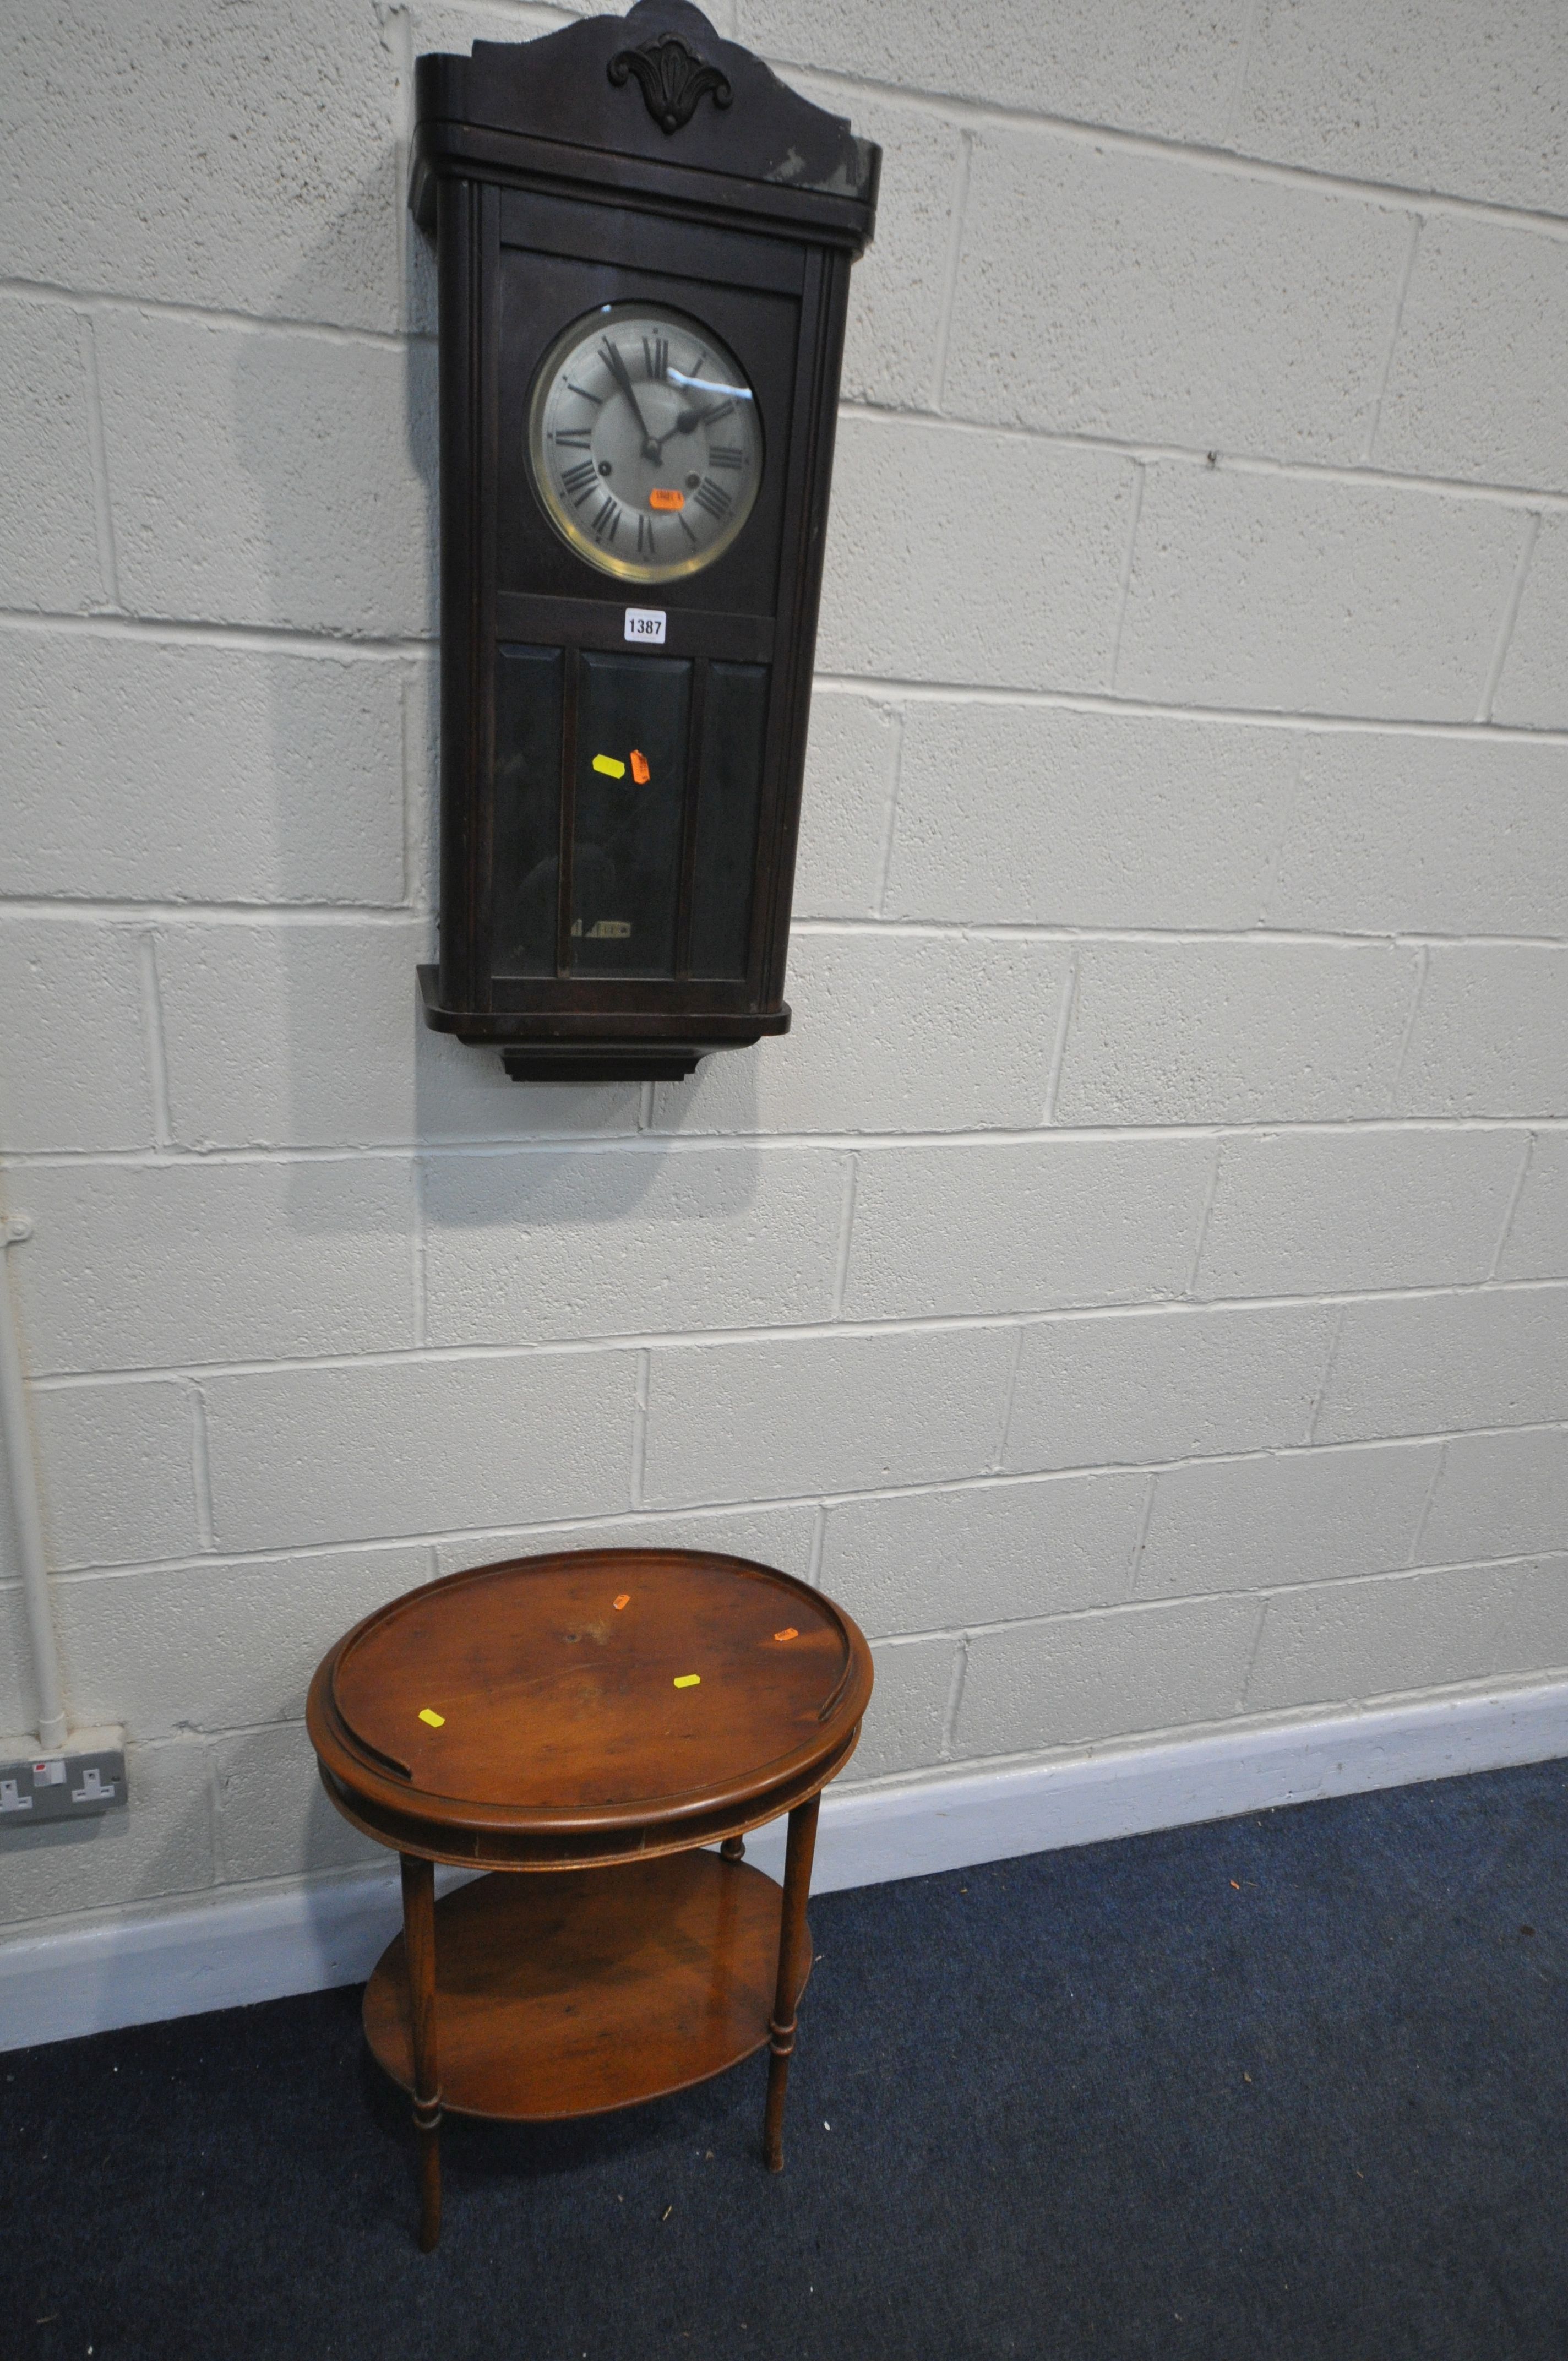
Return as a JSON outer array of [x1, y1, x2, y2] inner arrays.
[[306, 1546, 873, 2250]]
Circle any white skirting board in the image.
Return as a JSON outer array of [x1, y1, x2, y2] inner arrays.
[[4, 1674, 1567, 2054]]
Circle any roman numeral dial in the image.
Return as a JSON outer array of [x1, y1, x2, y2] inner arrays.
[[528, 304, 762, 583]]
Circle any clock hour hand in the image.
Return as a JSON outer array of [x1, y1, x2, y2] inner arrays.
[[674, 398, 732, 436], [601, 340, 660, 461], [644, 396, 734, 463]]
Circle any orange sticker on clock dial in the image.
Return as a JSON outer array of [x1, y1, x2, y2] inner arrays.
[[649, 488, 685, 512]]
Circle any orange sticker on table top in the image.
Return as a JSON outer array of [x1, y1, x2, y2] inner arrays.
[[418, 1707, 445, 1728], [673, 1673, 701, 1689], [629, 750, 650, 785], [613, 1593, 630, 1611], [774, 1628, 799, 1643], [649, 487, 685, 512]]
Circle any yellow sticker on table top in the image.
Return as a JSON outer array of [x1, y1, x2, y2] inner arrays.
[[614, 1593, 631, 1611], [418, 1707, 445, 1728], [673, 1674, 701, 1689], [592, 753, 627, 779], [774, 1628, 798, 1643]]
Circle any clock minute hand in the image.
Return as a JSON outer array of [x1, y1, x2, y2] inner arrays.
[[601, 340, 660, 460]]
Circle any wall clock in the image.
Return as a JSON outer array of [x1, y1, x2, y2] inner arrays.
[[410, 0, 880, 1080]]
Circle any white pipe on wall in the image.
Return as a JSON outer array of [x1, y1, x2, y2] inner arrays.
[[0, 1211, 67, 1751]]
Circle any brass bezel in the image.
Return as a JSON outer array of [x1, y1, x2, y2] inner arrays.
[[525, 302, 763, 585]]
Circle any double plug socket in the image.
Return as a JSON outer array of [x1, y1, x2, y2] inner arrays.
[[0, 1729, 127, 1827]]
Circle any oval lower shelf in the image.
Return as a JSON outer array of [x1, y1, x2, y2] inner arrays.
[[364, 1852, 804, 2123]]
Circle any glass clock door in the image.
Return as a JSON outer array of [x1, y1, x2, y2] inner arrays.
[[570, 652, 690, 976], [489, 643, 770, 987]]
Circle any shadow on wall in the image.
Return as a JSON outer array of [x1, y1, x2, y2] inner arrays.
[[230, 128, 762, 1241]]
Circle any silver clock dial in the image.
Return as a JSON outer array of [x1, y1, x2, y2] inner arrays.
[[527, 304, 761, 584]]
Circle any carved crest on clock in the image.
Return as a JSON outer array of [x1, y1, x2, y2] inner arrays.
[[608, 30, 734, 134]]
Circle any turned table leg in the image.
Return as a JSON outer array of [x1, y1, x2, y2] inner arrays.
[[720, 1835, 746, 1862], [399, 1853, 443, 2253], [763, 1792, 820, 2173]]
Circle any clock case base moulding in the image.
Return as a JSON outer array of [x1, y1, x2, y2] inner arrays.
[[417, 964, 787, 1082], [411, 0, 878, 1084]]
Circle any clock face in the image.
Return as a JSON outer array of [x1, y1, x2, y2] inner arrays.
[[527, 304, 763, 584]]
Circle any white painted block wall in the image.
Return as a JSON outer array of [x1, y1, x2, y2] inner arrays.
[[3, 0, 1568, 1983]]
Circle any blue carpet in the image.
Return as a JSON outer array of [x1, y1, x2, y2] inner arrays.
[[4, 1758, 1566, 2361]]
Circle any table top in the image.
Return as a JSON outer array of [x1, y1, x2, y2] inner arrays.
[[307, 1547, 873, 1868]]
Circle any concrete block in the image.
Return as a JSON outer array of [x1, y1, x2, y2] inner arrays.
[[158, 916, 422, 1147], [1246, 1564, 1522, 1716], [1194, 1129, 1524, 1300], [203, 1350, 638, 1550], [423, 1144, 845, 1343], [30, 1379, 200, 1571], [155, 920, 650, 1150], [3, 1, 405, 331], [1231, 0, 1568, 219], [214, 1720, 382, 1884], [0, 916, 154, 1154], [50, 1546, 432, 1740], [1055, 943, 1419, 1127], [1493, 515, 1568, 732], [1494, 1559, 1568, 1677], [0, 1736, 213, 1930], [843, 1138, 1213, 1320], [788, 79, 965, 411], [792, 693, 900, 920], [0, 298, 104, 612], [1498, 1138, 1568, 1283], [818, 1471, 1147, 1639], [652, 933, 1071, 1136], [1419, 1427, 1568, 1567], [853, 1636, 957, 1781], [1375, 217, 1568, 492], [1136, 1440, 1439, 1599], [817, 417, 1135, 694], [884, 703, 1297, 929], [96, 313, 437, 637], [1267, 730, 1568, 937], [431, 1502, 820, 1581], [1395, 949, 1568, 1119], [1004, 1303, 1338, 1475], [743, 0, 1250, 145], [641, 1326, 1017, 1508], [955, 1594, 1260, 1758], [0, 635, 408, 906], [10, 1160, 416, 1375], [1117, 466, 1526, 721], [946, 133, 1407, 461], [1317, 1287, 1568, 1444], [157, 921, 421, 1150]]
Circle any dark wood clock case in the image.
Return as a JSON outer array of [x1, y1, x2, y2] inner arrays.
[[411, 1, 879, 1080]]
